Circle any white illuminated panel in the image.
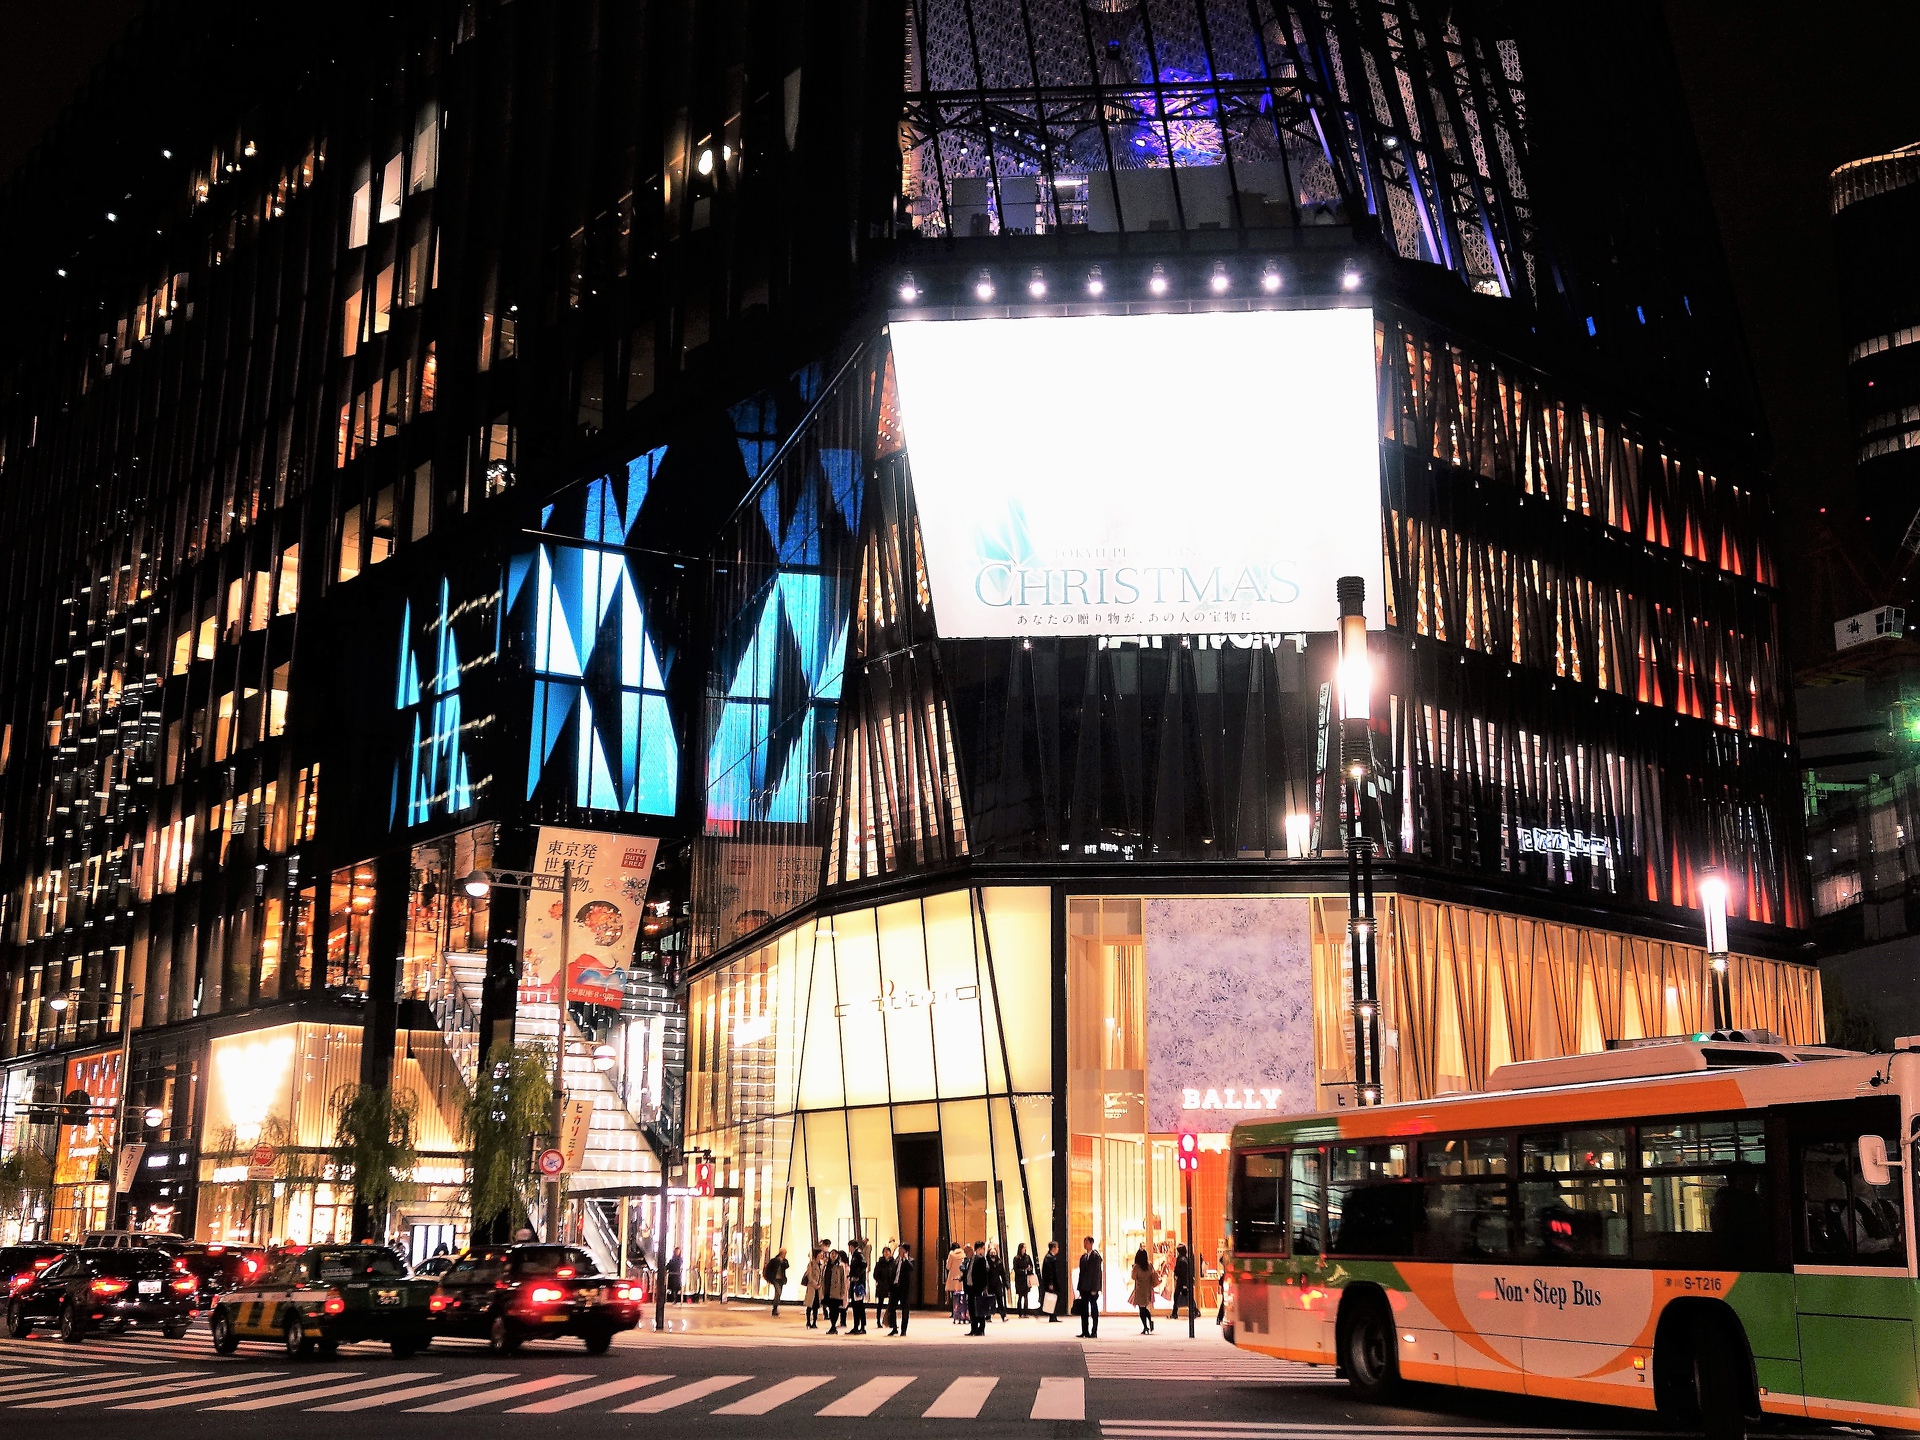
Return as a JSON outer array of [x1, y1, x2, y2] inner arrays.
[[888, 308, 1382, 637]]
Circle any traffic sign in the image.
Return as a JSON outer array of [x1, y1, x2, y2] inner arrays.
[[536, 1147, 566, 1177], [247, 1143, 278, 1182]]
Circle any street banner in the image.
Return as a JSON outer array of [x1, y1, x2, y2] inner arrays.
[[114, 1143, 145, 1193], [520, 828, 659, 1007], [559, 1095, 595, 1173]]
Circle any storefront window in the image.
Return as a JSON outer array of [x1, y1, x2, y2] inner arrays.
[[327, 863, 376, 990]]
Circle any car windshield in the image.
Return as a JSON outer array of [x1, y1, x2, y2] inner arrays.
[[88, 1250, 170, 1277], [514, 1247, 598, 1277], [313, 1248, 406, 1279]]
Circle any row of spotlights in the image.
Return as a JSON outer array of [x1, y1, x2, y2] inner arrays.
[[899, 260, 1360, 305]]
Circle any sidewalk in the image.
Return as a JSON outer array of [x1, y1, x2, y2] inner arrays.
[[634, 1301, 1237, 1348]]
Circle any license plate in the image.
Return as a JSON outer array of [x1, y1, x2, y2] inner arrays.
[[540, 1313, 568, 1323], [375, 1289, 401, 1306], [138, 1280, 161, 1294], [576, 1286, 602, 1302]]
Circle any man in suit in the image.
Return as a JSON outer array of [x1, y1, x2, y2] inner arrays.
[[890, 1243, 915, 1335], [1076, 1235, 1103, 1338], [964, 1241, 992, 1336], [873, 1245, 898, 1334], [1037, 1239, 1065, 1322]]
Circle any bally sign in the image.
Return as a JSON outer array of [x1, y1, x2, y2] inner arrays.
[[1517, 826, 1612, 860], [1182, 1086, 1285, 1113]]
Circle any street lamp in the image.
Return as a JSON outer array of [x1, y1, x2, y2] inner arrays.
[[459, 862, 575, 1241], [1699, 869, 1732, 1032], [1336, 575, 1381, 1106]]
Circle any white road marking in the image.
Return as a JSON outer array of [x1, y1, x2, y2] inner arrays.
[[0, 1368, 220, 1404], [612, 1375, 752, 1412], [712, 1375, 834, 1415], [815, 1375, 917, 1417], [306, 1372, 515, 1411], [1031, 1377, 1085, 1421], [110, 1371, 359, 1409], [506, 1375, 673, 1412], [204, 1371, 439, 1410], [923, 1376, 998, 1418], [10, 1370, 281, 1408], [404, 1373, 595, 1412]]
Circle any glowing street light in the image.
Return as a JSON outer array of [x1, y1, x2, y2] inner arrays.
[[1699, 869, 1731, 1031]]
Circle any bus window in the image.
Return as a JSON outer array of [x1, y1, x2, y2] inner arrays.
[[1290, 1147, 1324, 1255], [1232, 1152, 1288, 1254], [1422, 1176, 1512, 1259], [1329, 1144, 1417, 1255], [1421, 1134, 1508, 1178], [1792, 1102, 1907, 1267], [1636, 1116, 1770, 1269], [1520, 1127, 1629, 1260]]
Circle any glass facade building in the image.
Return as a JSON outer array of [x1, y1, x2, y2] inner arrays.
[[0, 0, 1814, 1289]]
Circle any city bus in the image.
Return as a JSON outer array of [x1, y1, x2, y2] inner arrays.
[[1224, 1035, 1916, 1438]]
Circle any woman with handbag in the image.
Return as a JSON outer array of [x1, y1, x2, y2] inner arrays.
[[1128, 1246, 1157, 1334]]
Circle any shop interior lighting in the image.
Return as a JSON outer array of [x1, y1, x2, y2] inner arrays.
[[1148, 263, 1169, 297], [1342, 266, 1362, 291], [1210, 261, 1231, 294], [1085, 265, 1105, 297], [974, 270, 995, 302], [1027, 267, 1047, 299], [1261, 261, 1283, 293], [897, 272, 919, 303]]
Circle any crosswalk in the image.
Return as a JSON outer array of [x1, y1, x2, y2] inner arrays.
[[0, 1365, 1090, 1419], [1081, 1343, 1344, 1386]]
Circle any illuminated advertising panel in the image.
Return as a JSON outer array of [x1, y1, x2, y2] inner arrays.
[[520, 826, 659, 1007], [888, 308, 1382, 637]]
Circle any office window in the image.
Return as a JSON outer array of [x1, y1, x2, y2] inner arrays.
[[268, 663, 290, 737], [172, 628, 192, 675], [339, 505, 363, 582], [196, 613, 217, 660], [249, 570, 271, 630], [419, 343, 436, 412], [373, 264, 394, 333], [213, 692, 236, 762], [348, 177, 371, 248], [369, 485, 396, 565], [342, 286, 361, 356], [402, 232, 429, 305], [337, 402, 351, 468], [379, 155, 403, 223], [277, 544, 300, 614], [409, 109, 438, 192], [410, 463, 433, 542], [225, 576, 245, 639]]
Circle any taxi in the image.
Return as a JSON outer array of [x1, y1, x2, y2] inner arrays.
[[429, 1243, 641, 1353], [208, 1242, 434, 1357]]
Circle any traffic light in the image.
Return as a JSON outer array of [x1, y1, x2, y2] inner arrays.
[[693, 1160, 715, 1197], [1177, 1131, 1199, 1173]]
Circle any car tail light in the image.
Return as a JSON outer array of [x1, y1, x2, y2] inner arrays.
[[89, 1278, 129, 1296], [171, 1277, 196, 1294], [242, 1258, 261, 1275], [32, 1256, 55, 1270], [8, 1272, 33, 1295], [428, 1294, 447, 1312], [613, 1283, 637, 1300], [323, 1292, 346, 1315], [529, 1285, 564, 1304], [555, 1266, 575, 1278]]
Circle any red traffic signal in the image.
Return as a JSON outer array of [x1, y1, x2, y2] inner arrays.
[[1176, 1132, 1199, 1173], [693, 1160, 715, 1197]]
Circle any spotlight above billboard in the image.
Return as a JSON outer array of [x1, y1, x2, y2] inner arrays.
[[887, 309, 1382, 638]]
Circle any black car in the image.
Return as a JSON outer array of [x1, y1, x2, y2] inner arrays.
[[210, 1244, 436, 1357], [6, 1247, 195, 1341], [429, 1244, 641, 1353], [1, 1244, 72, 1299], [164, 1242, 267, 1309]]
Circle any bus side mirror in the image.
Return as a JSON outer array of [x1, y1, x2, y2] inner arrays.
[[1859, 1134, 1900, 1187]]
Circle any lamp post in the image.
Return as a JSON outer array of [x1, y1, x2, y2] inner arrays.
[[1336, 576, 1381, 1106], [1699, 869, 1732, 1033], [461, 861, 573, 1239]]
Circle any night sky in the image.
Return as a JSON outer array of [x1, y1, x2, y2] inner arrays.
[[2, 0, 1916, 666]]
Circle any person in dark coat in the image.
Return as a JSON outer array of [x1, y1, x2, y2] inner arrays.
[[987, 1244, 1009, 1321], [890, 1243, 915, 1335], [1037, 1239, 1065, 1322], [666, 1248, 684, 1302], [764, 1247, 790, 1317], [873, 1245, 898, 1334], [964, 1241, 992, 1336], [1012, 1243, 1034, 1316], [1171, 1243, 1199, 1331], [848, 1240, 870, 1334], [1076, 1236, 1104, 1338]]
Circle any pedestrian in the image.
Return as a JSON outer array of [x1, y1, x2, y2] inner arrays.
[[1215, 1241, 1230, 1326], [873, 1245, 898, 1334], [1039, 1239, 1065, 1322], [824, 1247, 850, 1334], [1129, 1246, 1157, 1334], [1012, 1242, 1034, 1316], [1171, 1243, 1199, 1334], [891, 1243, 915, 1335], [946, 1243, 967, 1324], [1076, 1235, 1104, 1338], [987, 1243, 1009, 1320], [666, 1248, 683, 1303], [764, 1247, 790, 1318], [804, 1243, 826, 1329], [849, 1239, 870, 1334], [964, 1241, 991, 1336]]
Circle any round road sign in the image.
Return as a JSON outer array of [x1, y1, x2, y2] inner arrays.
[[536, 1147, 566, 1177]]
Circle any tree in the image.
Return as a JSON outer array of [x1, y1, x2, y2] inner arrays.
[[0, 1149, 52, 1229], [461, 1042, 552, 1242], [329, 1084, 420, 1241]]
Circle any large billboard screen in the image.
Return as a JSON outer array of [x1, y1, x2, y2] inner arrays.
[[888, 308, 1382, 637]]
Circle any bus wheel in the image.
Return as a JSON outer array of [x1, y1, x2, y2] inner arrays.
[[1339, 1291, 1401, 1401], [1692, 1317, 1750, 1440]]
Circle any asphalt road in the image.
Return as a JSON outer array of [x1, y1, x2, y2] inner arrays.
[[0, 1309, 1851, 1440]]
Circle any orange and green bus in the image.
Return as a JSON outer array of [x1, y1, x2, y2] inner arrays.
[[1225, 1036, 1915, 1438]]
